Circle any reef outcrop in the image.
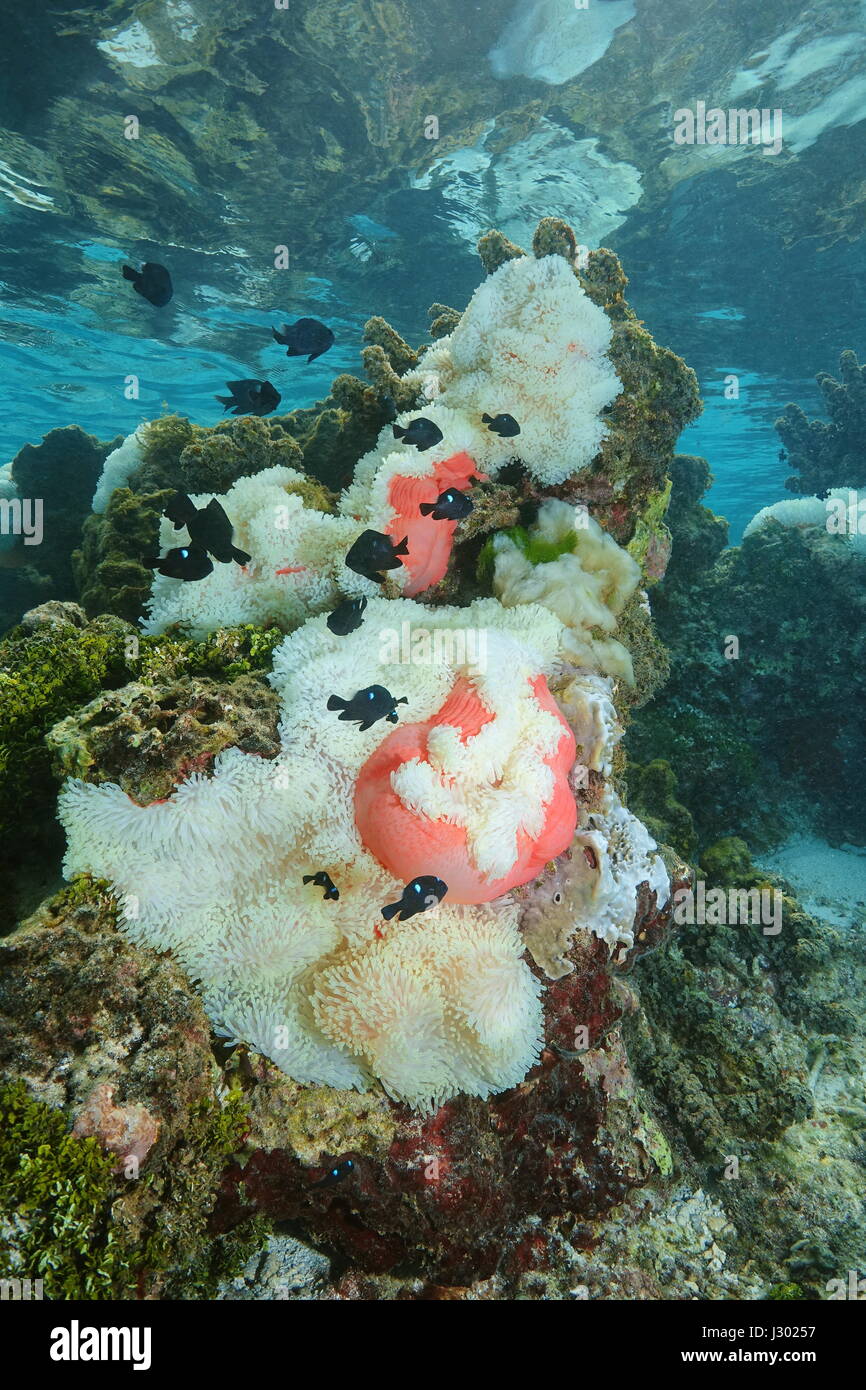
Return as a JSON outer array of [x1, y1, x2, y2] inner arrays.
[[1, 218, 717, 1294]]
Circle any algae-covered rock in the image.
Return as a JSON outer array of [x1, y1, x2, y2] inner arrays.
[[663, 455, 728, 584], [627, 759, 696, 863], [134, 414, 305, 495], [273, 374, 397, 492], [3, 426, 123, 619], [0, 607, 132, 843], [532, 216, 578, 262], [73, 486, 175, 623], [47, 673, 280, 804], [0, 884, 264, 1298], [0, 607, 284, 930], [626, 856, 866, 1294], [477, 228, 525, 273], [700, 837, 754, 888], [428, 302, 461, 339], [629, 460, 866, 848]]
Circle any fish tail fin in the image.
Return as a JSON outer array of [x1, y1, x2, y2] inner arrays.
[[392, 536, 409, 556], [302, 875, 314, 885], [481, 412, 492, 424], [380, 901, 401, 921], [326, 695, 346, 712], [392, 424, 407, 439], [272, 327, 288, 345], [231, 547, 252, 566], [121, 265, 138, 282], [418, 502, 435, 515], [142, 556, 160, 569], [215, 395, 234, 410]]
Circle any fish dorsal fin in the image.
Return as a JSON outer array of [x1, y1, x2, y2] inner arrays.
[[203, 498, 230, 527]]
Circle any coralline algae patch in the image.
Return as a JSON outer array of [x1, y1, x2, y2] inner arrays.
[[58, 597, 576, 1110]]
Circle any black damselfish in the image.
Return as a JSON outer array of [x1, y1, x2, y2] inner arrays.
[[392, 417, 443, 451], [164, 492, 251, 566], [344, 529, 408, 584], [311, 1158, 355, 1188], [121, 261, 173, 307], [303, 871, 339, 901], [482, 412, 520, 438], [327, 684, 408, 731], [273, 317, 334, 363], [144, 545, 213, 582], [381, 876, 449, 922], [419, 488, 473, 522], [216, 379, 281, 416], [326, 595, 367, 635]]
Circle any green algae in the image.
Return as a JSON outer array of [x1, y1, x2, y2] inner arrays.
[[626, 759, 696, 863], [700, 837, 755, 888], [74, 486, 175, 623], [0, 613, 130, 837], [0, 1079, 133, 1299], [626, 479, 672, 582], [0, 1076, 262, 1300]]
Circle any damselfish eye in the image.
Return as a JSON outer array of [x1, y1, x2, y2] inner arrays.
[[553, 892, 562, 904]]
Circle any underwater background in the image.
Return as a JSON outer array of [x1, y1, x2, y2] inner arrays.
[[0, 0, 864, 1304]]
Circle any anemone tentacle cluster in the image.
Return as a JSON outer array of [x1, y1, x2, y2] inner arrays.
[[141, 466, 359, 637], [744, 488, 866, 556], [492, 498, 641, 682], [60, 598, 574, 1110]]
